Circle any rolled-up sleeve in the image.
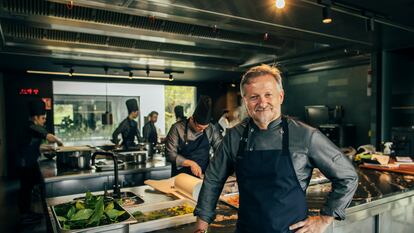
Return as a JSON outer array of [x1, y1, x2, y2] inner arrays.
[[194, 132, 235, 223], [308, 130, 358, 220], [166, 123, 186, 167]]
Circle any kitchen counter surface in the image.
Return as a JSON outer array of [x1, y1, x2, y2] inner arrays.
[[40, 156, 171, 183], [46, 166, 414, 232]]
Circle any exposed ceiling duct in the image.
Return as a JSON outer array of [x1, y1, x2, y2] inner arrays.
[[0, 0, 412, 81]]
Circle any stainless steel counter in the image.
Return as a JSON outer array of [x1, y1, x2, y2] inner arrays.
[[40, 157, 171, 197], [46, 167, 414, 233]]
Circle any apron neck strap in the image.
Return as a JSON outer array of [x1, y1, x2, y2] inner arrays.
[[238, 116, 289, 155], [281, 115, 289, 154], [184, 119, 189, 143]]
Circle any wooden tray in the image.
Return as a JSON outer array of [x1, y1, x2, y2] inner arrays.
[[359, 164, 414, 176]]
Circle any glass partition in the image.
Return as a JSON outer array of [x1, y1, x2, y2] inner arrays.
[[53, 95, 140, 144]]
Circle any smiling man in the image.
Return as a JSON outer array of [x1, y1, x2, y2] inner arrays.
[[194, 65, 358, 233]]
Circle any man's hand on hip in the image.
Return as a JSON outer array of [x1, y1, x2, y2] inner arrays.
[[289, 215, 333, 233]]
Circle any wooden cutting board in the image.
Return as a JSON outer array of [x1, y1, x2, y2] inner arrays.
[[359, 164, 414, 176]]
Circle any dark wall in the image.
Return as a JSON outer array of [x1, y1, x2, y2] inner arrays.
[[4, 72, 54, 178], [283, 65, 372, 147], [388, 51, 414, 128]]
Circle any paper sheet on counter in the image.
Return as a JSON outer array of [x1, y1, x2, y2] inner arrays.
[[144, 173, 203, 201]]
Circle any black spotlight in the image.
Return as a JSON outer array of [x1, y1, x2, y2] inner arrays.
[[322, 6, 332, 24], [129, 71, 133, 79], [69, 68, 74, 77]]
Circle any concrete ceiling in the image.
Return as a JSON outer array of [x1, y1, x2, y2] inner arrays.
[[0, 0, 412, 82]]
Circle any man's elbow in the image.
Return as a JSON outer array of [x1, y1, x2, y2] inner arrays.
[[166, 153, 175, 163]]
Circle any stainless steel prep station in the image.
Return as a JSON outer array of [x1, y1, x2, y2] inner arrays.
[[40, 156, 171, 198], [44, 167, 414, 233]]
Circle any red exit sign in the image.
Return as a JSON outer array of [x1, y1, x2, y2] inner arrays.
[[19, 88, 40, 95]]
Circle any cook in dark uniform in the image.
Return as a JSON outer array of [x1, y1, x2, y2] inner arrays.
[[111, 99, 143, 149], [18, 99, 63, 224], [174, 105, 186, 122], [143, 111, 158, 147], [166, 96, 222, 177], [194, 65, 358, 233]]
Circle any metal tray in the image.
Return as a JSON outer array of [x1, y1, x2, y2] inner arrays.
[[51, 198, 136, 233], [126, 199, 197, 233]]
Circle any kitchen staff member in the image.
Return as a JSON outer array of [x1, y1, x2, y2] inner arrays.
[[174, 105, 186, 122], [194, 65, 358, 233], [18, 99, 63, 223], [166, 96, 222, 177], [143, 111, 158, 147], [112, 98, 142, 149]]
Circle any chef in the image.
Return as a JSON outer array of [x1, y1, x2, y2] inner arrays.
[[194, 65, 358, 233], [143, 111, 159, 147], [174, 105, 186, 122], [112, 98, 143, 149], [166, 96, 222, 177], [18, 99, 63, 224]]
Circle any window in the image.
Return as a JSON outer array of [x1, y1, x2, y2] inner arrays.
[[53, 95, 140, 144], [53, 81, 196, 145], [164, 86, 196, 133]]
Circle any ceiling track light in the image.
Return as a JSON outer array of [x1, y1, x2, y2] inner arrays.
[[68, 68, 74, 77], [129, 71, 133, 79], [26, 70, 174, 81], [322, 6, 332, 24]]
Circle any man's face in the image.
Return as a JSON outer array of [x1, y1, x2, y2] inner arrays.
[[34, 115, 47, 126], [190, 117, 209, 133], [150, 114, 158, 123], [242, 74, 284, 127], [130, 111, 139, 119]]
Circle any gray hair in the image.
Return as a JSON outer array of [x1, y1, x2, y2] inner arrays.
[[240, 64, 283, 96]]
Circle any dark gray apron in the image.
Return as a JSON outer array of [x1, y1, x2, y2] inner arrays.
[[235, 116, 308, 233]]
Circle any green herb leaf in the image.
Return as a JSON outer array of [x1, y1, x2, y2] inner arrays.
[[70, 209, 94, 221], [57, 216, 67, 222], [105, 209, 125, 220], [66, 206, 76, 219], [104, 201, 114, 212], [63, 223, 71, 230], [75, 201, 85, 210], [87, 196, 104, 226]]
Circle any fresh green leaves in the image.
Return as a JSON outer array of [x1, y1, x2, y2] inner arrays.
[[106, 209, 126, 220], [57, 216, 67, 222], [75, 201, 85, 210], [53, 192, 130, 230], [87, 196, 104, 226], [104, 201, 114, 212], [66, 206, 76, 219], [70, 209, 94, 221]]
